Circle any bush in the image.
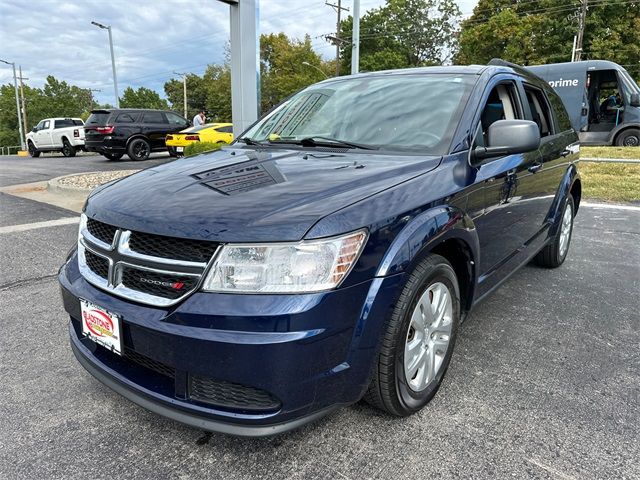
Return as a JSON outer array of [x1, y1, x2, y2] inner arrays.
[[184, 141, 227, 157]]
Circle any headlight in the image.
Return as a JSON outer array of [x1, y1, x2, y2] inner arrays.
[[202, 230, 368, 293]]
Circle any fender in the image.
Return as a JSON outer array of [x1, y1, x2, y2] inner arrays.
[[546, 164, 580, 236], [375, 205, 479, 279], [125, 133, 149, 147]]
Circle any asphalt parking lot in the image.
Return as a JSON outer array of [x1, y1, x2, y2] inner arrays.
[[1, 154, 639, 479]]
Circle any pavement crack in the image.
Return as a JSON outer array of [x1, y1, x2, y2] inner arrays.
[[0, 274, 58, 292]]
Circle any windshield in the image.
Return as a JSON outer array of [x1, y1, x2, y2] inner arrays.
[[241, 73, 476, 153]]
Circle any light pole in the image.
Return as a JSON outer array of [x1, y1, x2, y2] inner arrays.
[[0, 58, 25, 150], [174, 71, 188, 118], [91, 21, 119, 108], [302, 61, 328, 79], [351, 0, 360, 74]]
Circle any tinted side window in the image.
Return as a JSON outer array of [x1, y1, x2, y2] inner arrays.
[[546, 89, 572, 132], [42, 120, 50, 130], [217, 126, 233, 133], [476, 82, 522, 146], [142, 112, 167, 124], [524, 86, 554, 137], [166, 112, 186, 125], [54, 119, 74, 129], [116, 113, 137, 123]]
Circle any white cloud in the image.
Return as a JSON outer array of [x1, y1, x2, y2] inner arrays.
[[0, 0, 478, 105]]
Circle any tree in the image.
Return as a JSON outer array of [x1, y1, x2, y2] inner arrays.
[[164, 74, 208, 120], [119, 86, 169, 110], [338, 0, 462, 74], [0, 75, 94, 147], [456, 0, 640, 80]]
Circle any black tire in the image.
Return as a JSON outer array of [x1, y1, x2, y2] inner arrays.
[[167, 146, 178, 157], [614, 128, 640, 147], [364, 254, 461, 416], [103, 153, 123, 161], [534, 195, 575, 268], [61, 138, 76, 157], [127, 138, 151, 161], [27, 141, 40, 158]]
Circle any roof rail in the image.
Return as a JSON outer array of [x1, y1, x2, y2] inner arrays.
[[488, 58, 522, 68]]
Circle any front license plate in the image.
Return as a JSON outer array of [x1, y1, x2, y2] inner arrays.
[[176, 146, 184, 152], [80, 300, 122, 355]]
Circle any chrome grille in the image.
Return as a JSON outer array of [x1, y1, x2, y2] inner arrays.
[[78, 214, 219, 306]]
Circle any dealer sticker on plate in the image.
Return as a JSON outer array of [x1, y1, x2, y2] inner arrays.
[[80, 300, 122, 355]]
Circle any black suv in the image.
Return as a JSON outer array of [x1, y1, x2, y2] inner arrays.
[[84, 109, 190, 160]]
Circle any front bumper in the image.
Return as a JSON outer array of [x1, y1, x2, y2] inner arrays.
[[60, 252, 404, 436]]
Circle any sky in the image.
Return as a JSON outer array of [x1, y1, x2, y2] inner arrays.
[[0, 0, 479, 105]]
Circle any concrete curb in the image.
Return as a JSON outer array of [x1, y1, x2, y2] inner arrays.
[[580, 157, 640, 163], [46, 170, 137, 195]]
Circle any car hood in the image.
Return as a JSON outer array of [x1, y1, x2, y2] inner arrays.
[[86, 147, 441, 242]]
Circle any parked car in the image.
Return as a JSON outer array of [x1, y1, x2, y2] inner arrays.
[[84, 108, 190, 160], [26, 117, 85, 157], [165, 123, 234, 154], [60, 61, 581, 437], [528, 60, 640, 146]]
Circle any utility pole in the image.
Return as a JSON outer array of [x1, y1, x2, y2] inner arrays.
[[88, 88, 101, 113], [0, 59, 25, 150], [574, 0, 588, 62], [351, 0, 360, 74], [174, 71, 188, 118], [18, 66, 28, 143], [325, 0, 349, 76]]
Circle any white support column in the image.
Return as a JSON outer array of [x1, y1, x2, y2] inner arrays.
[[223, 0, 260, 137]]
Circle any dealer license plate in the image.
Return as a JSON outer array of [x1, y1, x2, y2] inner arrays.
[[176, 146, 184, 152], [80, 299, 122, 355]]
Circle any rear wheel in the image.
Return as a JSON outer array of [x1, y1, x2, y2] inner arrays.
[[364, 254, 460, 416], [534, 195, 574, 268], [127, 138, 151, 161], [615, 128, 640, 147], [103, 153, 123, 161], [27, 141, 40, 158], [61, 138, 76, 157]]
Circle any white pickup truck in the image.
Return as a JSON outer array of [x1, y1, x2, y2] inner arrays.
[[26, 117, 85, 157]]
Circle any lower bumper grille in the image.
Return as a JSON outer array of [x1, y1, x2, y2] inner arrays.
[[189, 374, 281, 412], [124, 347, 175, 379]]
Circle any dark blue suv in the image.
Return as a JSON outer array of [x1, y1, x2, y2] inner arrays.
[[59, 61, 581, 436]]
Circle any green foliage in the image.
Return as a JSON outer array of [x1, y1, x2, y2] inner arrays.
[[119, 86, 169, 110], [163, 33, 331, 123], [456, 0, 640, 79], [184, 141, 225, 157], [0, 75, 95, 146], [339, 0, 462, 74]]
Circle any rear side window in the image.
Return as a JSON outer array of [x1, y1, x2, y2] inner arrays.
[[165, 112, 186, 125], [116, 113, 137, 123], [524, 86, 554, 137], [142, 112, 167, 124], [86, 112, 110, 125], [54, 119, 82, 128], [217, 126, 233, 133], [546, 90, 572, 132]]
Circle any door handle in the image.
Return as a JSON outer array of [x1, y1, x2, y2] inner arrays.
[[561, 149, 571, 157], [528, 162, 542, 173]]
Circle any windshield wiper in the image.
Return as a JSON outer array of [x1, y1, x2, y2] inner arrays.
[[272, 136, 378, 150], [237, 137, 267, 146]]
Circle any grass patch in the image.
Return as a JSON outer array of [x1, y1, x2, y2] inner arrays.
[[579, 162, 640, 202], [581, 146, 640, 160], [184, 141, 227, 157]]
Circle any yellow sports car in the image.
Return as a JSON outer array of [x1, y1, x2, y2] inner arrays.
[[166, 123, 233, 153]]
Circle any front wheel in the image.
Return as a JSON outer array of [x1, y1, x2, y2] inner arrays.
[[534, 195, 574, 268], [127, 138, 151, 161], [364, 254, 460, 416], [615, 128, 640, 147], [27, 141, 40, 158], [61, 139, 76, 157]]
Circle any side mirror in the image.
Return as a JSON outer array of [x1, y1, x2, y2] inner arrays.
[[471, 120, 540, 164], [32, 126, 37, 132], [630, 93, 640, 107]]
